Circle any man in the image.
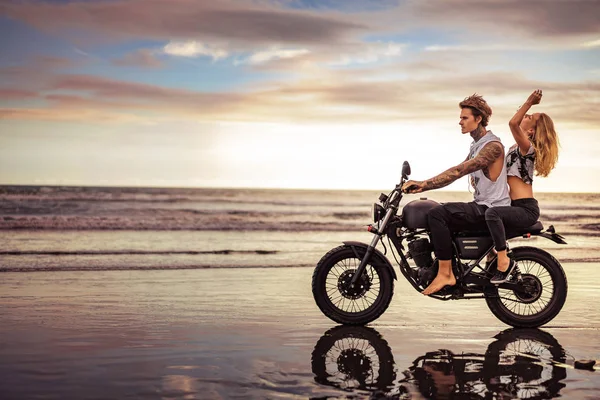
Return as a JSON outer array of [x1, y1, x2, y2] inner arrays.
[[401, 94, 510, 295]]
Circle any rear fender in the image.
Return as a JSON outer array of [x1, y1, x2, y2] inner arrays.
[[533, 225, 567, 244], [343, 241, 398, 280]]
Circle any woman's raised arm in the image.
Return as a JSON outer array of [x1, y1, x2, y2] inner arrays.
[[509, 89, 542, 155]]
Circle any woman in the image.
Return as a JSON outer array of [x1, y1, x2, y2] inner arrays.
[[485, 89, 560, 284]]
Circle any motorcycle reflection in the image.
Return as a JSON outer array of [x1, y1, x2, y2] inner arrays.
[[311, 326, 567, 399]]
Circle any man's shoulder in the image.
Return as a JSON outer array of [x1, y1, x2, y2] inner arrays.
[[480, 141, 504, 152], [471, 141, 504, 162]]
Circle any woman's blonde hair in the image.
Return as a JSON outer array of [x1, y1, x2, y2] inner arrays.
[[532, 113, 560, 177]]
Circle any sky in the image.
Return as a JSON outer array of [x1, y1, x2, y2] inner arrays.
[[1, 0, 599, 192]]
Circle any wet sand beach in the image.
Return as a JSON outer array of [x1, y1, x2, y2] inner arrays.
[[1, 263, 599, 399]]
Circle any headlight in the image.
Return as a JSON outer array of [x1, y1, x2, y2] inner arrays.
[[371, 203, 386, 223]]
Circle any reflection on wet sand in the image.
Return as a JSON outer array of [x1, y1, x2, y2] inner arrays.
[[312, 326, 568, 399]]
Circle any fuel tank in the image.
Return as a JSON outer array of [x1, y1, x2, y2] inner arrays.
[[401, 198, 440, 229]]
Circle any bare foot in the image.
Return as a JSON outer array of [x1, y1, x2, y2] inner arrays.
[[422, 273, 456, 295]]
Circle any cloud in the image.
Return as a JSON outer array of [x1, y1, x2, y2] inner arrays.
[[328, 0, 600, 52], [245, 47, 310, 65], [1, 0, 366, 48], [242, 40, 404, 71], [163, 41, 228, 60], [280, 0, 400, 13], [0, 107, 143, 123], [112, 49, 163, 68], [0, 55, 83, 92], [582, 38, 600, 48], [31, 55, 78, 69], [2, 67, 598, 129], [329, 41, 403, 65], [425, 44, 527, 52], [48, 75, 245, 109], [407, 0, 600, 38], [0, 89, 39, 100]]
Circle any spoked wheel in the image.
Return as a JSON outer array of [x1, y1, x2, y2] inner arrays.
[[312, 245, 394, 325], [311, 325, 396, 393], [486, 247, 567, 328], [483, 329, 567, 399]]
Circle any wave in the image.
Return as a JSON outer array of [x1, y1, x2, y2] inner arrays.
[[0, 264, 315, 273], [0, 186, 370, 208], [581, 223, 600, 231], [0, 212, 367, 231], [0, 250, 278, 256], [561, 258, 600, 263], [541, 214, 600, 222]]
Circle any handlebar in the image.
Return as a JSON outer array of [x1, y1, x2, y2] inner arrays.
[[401, 184, 419, 194]]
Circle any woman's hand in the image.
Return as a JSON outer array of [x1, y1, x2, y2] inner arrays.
[[401, 180, 426, 194], [526, 89, 542, 106]]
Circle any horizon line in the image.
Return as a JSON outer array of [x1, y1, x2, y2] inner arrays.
[[0, 183, 598, 195]]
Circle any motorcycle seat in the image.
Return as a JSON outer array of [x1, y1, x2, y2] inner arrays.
[[455, 221, 544, 238], [505, 221, 544, 239], [519, 221, 544, 234]]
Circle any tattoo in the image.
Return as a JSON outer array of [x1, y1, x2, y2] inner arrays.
[[470, 125, 487, 142], [423, 142, 503, 190]]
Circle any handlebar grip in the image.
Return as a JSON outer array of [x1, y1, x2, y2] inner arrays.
[[403, 184, 418, 193]]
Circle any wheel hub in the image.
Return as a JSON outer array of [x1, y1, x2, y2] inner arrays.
[[514, 274, 543, 303], [338, 269, 371, 300], [337, 349, 372, 378]]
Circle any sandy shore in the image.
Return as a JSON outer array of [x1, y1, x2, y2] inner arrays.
[[1, 265, 599, 399]]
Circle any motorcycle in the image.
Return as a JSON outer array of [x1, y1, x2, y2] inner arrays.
[[311, 325, 568, 399], [312, 161, 568, 328]]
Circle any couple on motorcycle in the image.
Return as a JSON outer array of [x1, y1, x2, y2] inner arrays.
[[402, 90, 560, 295]]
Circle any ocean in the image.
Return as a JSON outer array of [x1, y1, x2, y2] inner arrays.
[[1, 185, 599, 272]]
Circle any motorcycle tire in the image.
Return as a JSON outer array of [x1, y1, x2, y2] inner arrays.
[[483, 328, 567, 399], [312, 245, 394, 325], [485, 246, 568, 328], [311, 325, 396, 393]]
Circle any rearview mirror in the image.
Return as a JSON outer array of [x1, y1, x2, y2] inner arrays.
[[402, 161, 411, 180]]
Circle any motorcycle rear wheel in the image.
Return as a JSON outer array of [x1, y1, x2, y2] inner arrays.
[[485, 246, 567, 328], [312, 245, 394, 325]]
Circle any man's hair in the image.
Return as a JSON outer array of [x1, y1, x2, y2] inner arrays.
[[459, 94, 492, 127]]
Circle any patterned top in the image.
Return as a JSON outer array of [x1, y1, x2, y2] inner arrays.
[[506, 143, 535, 184]]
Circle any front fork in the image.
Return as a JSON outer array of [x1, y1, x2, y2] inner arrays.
[[349, 234, 382, 286], [350, 206, 396, 286]]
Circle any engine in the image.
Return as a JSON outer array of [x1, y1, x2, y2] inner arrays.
[[407, 237, 436, 288], [407, 238, 433, 269]]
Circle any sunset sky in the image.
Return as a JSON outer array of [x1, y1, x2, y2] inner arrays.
[[1, 0, 599, 192]]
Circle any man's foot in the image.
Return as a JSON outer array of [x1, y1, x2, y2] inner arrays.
[[422, 273, 456, 295], [490, 259, 517, 284]]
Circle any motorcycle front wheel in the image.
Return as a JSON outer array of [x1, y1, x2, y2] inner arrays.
[[312, 245, 394, 325], [311, 325, 396, 393], [485, 246, 568, 328]]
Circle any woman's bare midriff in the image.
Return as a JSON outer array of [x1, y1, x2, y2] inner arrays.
[[508, 176, 534, 200]]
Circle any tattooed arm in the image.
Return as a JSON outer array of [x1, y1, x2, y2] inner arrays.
[[401, 142, 504, 193]]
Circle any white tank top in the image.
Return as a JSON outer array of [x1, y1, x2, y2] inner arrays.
[[467, 131, 511, 208]]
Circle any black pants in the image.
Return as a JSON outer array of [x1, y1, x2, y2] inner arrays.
[[428, 202, 489, 260], [485, 198, 540, 252]]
